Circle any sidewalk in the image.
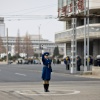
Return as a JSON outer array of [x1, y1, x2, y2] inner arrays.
[[79, 66, 100, 79], [52, 64, 100, 79], [0, 62, 6, 64], [0, 62, 16, 65]]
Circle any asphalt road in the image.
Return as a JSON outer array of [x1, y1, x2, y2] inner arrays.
[[0, 81, 100, 100], [0, 64, 100, 82], [0, 64, 100, 100]]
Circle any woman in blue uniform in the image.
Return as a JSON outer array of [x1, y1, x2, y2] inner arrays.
[[41, 52, 52, 92]]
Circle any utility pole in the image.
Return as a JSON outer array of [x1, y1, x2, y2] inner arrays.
[[6, 28, 8, 64], [17, 29, 20, 59], [87, 0, 90, 70], [70, 0, 77, 74], [84, 0, 87, 71], [26, 33, 29, 59], [27, 36, 29, 59], [38, 25, 41, 58]]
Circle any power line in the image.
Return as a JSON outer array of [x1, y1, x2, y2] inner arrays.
[[0, 3, 57, 15], [0, 15, 57, 21], [20, 5, 57, 15]]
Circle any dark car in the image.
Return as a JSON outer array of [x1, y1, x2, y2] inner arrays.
[[94, 55, 100, 66], [8, 60, 13, 64]]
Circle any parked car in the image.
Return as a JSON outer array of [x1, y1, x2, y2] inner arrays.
[[8, 60, 13, 64], [16, 58, 25, 64], [23, 59, 29, 64], [94, 55, 100, 66], [33, 60, 41, 64]]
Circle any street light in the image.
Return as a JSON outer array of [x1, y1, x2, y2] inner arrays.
[[84, 0, 87, 71], [70, 0, 77, 74], [87, 0, 90, 71], [6, 28, 8, 64], [38, 24, 41, 58], [84, 0, 90, 71]]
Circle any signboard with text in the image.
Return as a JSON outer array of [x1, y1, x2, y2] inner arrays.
[[58, 0, 84, 17]]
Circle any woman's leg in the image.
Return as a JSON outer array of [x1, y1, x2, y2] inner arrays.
[[46, 81, 49, 92], [43, 81, 47, 92]]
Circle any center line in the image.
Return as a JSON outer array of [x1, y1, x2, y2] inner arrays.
[[15, 73, 26, 76]]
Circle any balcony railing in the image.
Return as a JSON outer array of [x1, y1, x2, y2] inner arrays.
[[55, 24, 100, 43]]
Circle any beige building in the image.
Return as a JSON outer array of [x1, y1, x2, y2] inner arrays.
[[55, 0, 100, 60], [1, 35, 64, 57]]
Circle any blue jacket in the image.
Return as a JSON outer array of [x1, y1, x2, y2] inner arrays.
[[64, 57, 70, 65], [41, 53, 52, 80], [64, 59, 67, 64]]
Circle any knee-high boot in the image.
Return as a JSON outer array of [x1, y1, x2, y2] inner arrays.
[[43, 84, 46, 92], [46, 84, 49, 92]]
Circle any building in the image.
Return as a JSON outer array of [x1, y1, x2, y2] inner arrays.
[[55, 0, 100, 60], [0, 17, 5, 37], [1, 35, 64, 57]]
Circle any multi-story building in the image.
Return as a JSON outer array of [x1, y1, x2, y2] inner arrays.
[[0, 17, 5, 37], [55, 0, 100, 60], [1, 35, 64, 57]]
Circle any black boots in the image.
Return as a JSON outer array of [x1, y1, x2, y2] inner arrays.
[[44, 84, 49, 92], [44, 84, 46, 92], [46, 84, 49, 92]]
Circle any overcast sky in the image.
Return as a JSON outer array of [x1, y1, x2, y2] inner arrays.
[[0, 0, 64, 42]]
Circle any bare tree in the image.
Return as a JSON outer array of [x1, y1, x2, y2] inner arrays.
[[0, 36, 6, 54], [15, 30, 21, 57], [23, 33, 34, 58]]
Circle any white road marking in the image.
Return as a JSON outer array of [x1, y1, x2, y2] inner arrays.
[[15, 89, 80, 96], [15, 73, 26, 76]]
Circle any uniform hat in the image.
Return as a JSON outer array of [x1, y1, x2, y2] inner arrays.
[[45, 54, 49, 56], [44, 52, 49, 56]]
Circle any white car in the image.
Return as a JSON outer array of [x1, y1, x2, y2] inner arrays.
[[34, 60, 41, 64], [16, 58, 25, 64], [97, 55, 100, 59]]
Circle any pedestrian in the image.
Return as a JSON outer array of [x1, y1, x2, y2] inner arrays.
[[31, 59, 33, 64], [53, 59, 56, 65], [86, 56, 93, 66], [89, 56, 93, 65], [77, 56, 81, 71], [57, 59, 59, 64], [67, 56, 70, 70], [64, 58, 67, 70], [41, 52, 52, 92], [64, 56, 70, 70]]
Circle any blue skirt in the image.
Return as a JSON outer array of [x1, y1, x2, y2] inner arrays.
[[42, 66, 52, 81]]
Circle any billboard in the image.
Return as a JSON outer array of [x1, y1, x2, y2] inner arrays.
[[58, 0, 84, 17]]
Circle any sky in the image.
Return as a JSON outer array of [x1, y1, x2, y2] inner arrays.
[[0, 0, 64, 42]]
